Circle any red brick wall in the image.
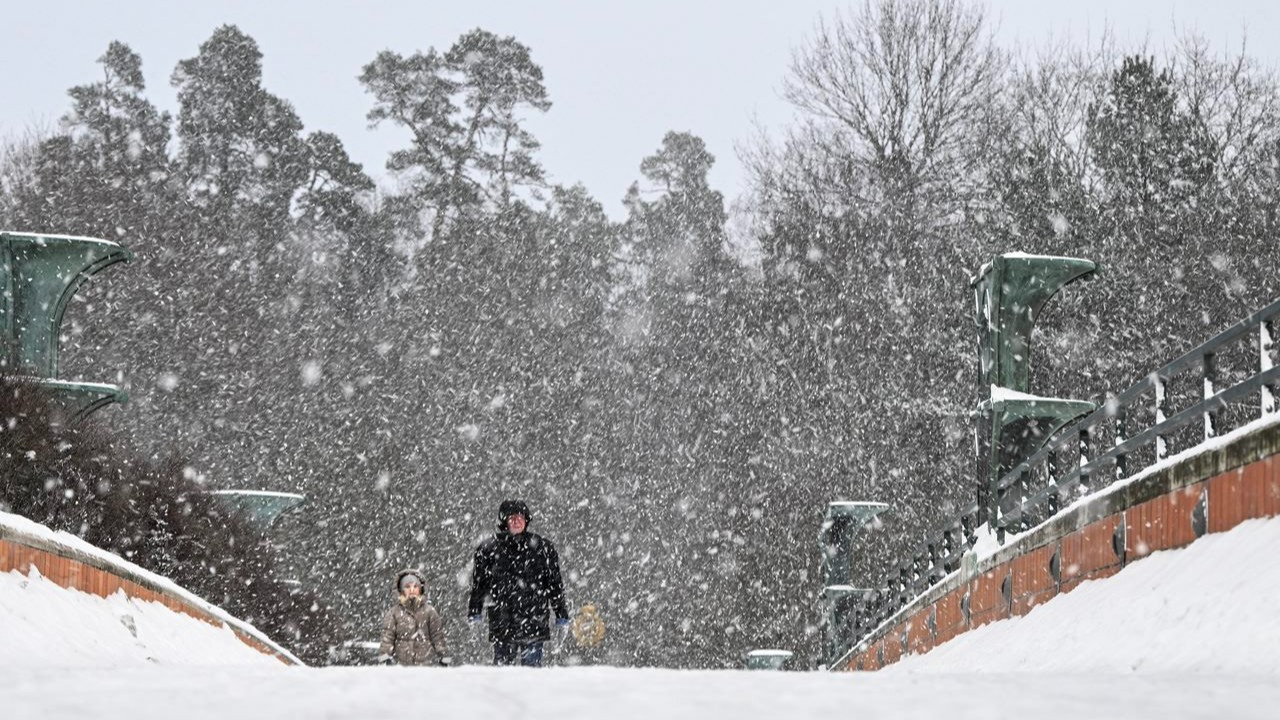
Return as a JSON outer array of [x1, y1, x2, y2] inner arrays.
[[1125, 483, 1203, 558], [934, 588, 967, 644], [881, 622, 907, 665], [841, 449, 1280, 672], [968, 564, 1011, 628], [1060, 514, 1124, 593], [1208, 457, 1280, 532], [1011, 544, 1058, 616], [906, 608, 935, 656], [863, 640, 883, 670]]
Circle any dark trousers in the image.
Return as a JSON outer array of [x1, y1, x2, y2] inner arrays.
[[493, 641, 544, 667]]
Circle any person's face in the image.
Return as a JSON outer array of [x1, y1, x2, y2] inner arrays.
[[507, 513, 527, 534], [402, 579, 422, 597]]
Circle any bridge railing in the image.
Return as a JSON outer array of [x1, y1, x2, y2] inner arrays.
[[995, 297, 1279, 536], [842, 296, 1280, 652]]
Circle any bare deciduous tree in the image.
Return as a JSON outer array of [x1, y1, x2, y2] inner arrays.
[[782, 0, 1004, 216], [0, 126, 53, 228], [1174, 33, 1280, 184]]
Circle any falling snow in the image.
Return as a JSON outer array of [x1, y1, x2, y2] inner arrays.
[[1, 1, 1278, 675]]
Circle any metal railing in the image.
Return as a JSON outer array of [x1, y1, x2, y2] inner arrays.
[[840, 296, 1280, 655], [995, 297, 1278, 536], [845, 502, 980, 643]]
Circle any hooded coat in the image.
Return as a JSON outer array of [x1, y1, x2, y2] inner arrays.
[[378, 568, 449, 665], [467, 501, 569, 643]]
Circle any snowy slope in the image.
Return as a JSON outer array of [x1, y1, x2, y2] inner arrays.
[[0, 568, 278, 668], [4, 516, 1280, 718], [1, 507, 299, 666], [892, 515, 1280, 675]]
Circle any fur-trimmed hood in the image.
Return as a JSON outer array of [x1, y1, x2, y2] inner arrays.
[[395, 568, 425, 594]]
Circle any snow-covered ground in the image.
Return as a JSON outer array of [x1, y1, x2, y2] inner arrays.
[[0, 568, 278, 668], [3, 517, 1279, 718], [892, 516, 1280, 676], [7, 666, 1278, 720], [0, 509, 298, 664]]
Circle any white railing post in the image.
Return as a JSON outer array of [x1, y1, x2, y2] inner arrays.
[[1262, 319, 1275, 416], [1154, 374, 1168, 461], [1203, 353, 1218, 441]]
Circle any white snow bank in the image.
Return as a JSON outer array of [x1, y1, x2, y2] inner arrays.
[[891, 515, 1280, 675], [4, 518, 1280, 718], [0, 567, 278, 668], [0, 510, 300, 664], [4, 665, 1279, 720]]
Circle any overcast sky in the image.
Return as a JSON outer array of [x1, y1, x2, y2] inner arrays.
[[2, 1, 1276, 219]]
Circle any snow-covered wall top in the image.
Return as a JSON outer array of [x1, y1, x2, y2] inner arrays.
[[834, 413, 1280, 671]]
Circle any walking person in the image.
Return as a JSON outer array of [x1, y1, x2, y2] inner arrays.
[[377, 568, 451, 666], [467, 500, 569, 666]]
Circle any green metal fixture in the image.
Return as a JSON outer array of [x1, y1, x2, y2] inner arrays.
[[819, 501, 887, 666], [0, 231, 133, 420], [822, 584, 869, 668], [972, 253, 1096, 394], [819, 502, 889, 587], [745, 649, 793, 671], [37, 378, 130, 424], [1, 231, 134, 376], [971, 253, 1097, 533], [208, 490, 306, 531], [982, 388, 1097, 484]]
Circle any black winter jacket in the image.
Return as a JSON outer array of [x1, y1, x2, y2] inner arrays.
[[467, 530, 569, 643]]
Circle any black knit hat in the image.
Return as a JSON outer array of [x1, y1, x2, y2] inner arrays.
[[498, 499, 531, 530]]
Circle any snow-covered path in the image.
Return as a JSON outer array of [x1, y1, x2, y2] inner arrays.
[[6, 517, 1280, 718], [7, 665, 1280, 720]]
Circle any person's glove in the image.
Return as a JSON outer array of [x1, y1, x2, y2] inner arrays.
[[467, 615, 484, 644]]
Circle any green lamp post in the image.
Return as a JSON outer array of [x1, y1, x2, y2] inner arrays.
[[971, 253, 1098, 537], [819, 501, 888, 666], [0, 231, 133, 421]]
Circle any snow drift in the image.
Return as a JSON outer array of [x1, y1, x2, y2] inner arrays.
[[0, 509, 291, 667], [3, 516, 1280, 718], [0, 567, 279, 668], [890, 515, 1280, 675]]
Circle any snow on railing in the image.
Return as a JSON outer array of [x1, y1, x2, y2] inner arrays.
[[838, 296, 1280, 658]]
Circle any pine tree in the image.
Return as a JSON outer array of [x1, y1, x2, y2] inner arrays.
[[1087, 55, 1216, 241], [360, 29, 551, 243], [6, 41, 172, 242], [172, 24, 308, 245]]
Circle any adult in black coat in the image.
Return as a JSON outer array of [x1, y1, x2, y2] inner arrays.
[[467, 500, 570, 666]]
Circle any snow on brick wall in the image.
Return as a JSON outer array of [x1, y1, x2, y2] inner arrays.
[[841, 446, 1280, 673], [0, 510, 299, 666]]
